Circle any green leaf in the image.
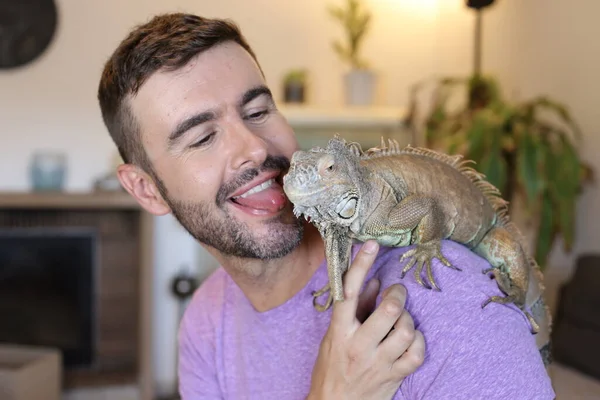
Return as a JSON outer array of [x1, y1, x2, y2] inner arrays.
[[465, 111, 489, 163], [535, 192, 555, 269], [560, 135, 582, 192], [553, 135, 581, 250], [528, 96, 583, 141], [542, 138, 559, 187], [516, 129, 544, 209], [429, 106, 446, 125], [558, 197, 576, 250], [478, 130, 507, 193]]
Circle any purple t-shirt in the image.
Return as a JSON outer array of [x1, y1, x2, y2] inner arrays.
[[178, 240, 556, 399]]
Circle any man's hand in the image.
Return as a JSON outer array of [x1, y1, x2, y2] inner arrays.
[[308, 240, 425, 400]]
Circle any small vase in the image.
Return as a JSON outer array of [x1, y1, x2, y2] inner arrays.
[[344, 69, 376, 106], [284, 83, 305, 104], [29, 151, 67, 191]]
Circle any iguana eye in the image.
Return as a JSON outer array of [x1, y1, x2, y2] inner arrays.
[[336, 197, 357, 219], [319, 155, 335, 175]]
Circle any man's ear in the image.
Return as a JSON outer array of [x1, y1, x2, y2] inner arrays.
[[117, 163, 171, 216]]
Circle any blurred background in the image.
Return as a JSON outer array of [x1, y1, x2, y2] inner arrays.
[[0, 0, 599, 399]]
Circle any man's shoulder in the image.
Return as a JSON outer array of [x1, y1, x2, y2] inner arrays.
[[371, 240, 531, 328], [370, 239, 543, 365], [370, 241, 554, 398]]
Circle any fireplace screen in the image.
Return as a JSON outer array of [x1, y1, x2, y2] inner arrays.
[[0, 228, 96, 368]]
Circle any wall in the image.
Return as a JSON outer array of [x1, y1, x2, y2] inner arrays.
[[1, 0, 597, 396], [0, 0, 487, 192]]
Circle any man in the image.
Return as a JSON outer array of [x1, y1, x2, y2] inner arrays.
[[97, 12, 555, 399]]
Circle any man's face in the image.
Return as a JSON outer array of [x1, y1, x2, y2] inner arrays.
[[128, 41, 303, 260]]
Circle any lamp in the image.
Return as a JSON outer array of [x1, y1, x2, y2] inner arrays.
[[465, 0, 497, 76]]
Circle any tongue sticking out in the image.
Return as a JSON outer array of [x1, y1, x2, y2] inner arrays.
[[233, 185, 287, 214]]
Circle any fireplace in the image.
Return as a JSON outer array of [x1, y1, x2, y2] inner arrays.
[[0, 227, 97, 368], [0, 192, 154, 399]]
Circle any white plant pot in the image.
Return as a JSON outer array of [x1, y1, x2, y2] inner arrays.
[[344, 69, 376, 106]]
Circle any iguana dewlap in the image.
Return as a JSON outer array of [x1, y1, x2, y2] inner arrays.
[[282, 135, 552, 367]]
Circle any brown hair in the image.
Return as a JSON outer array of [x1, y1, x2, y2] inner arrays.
[[97, 13, 260, 174]]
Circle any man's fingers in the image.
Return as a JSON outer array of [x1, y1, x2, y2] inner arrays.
[[391, 330, 425, 378], [331, 240, 379, 328], [354, 284, 407, 348], [356, 278, 380, 323], [378, 306, 415, 362]]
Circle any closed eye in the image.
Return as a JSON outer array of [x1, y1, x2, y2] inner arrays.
[[244, 109, 270, 122], [190, 132, 216, 148]]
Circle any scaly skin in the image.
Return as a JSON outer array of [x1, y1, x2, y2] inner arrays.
[[282, 135, 552, 367]]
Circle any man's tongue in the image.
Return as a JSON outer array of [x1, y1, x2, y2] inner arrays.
[[233, 185, 287, 213]]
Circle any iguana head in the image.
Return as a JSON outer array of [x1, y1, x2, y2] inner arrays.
[[282, 135, 365, 228]]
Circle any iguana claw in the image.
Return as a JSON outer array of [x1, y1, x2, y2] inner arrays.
[[399, 243, 460, 291], [481, 267, 540, 334], [312, 283, 333, 312]]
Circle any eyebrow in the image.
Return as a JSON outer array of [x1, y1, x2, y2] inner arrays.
[[168, 84, 274, 147], [239, 85, 273, 108]]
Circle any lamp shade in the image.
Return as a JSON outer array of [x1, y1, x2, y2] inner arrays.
[[466, 0, 495, 10]]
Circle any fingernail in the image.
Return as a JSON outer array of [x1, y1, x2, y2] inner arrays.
[[363, 241, 378, 254]]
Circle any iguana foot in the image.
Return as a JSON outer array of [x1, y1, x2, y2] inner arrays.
[[482, 268, 540, 334], [481, 294, 517, 307], [482, 294, 540, 334], [312, 283, 333, 312], [399, 242, 460, 291]]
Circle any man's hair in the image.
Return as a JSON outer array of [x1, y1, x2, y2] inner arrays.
[[97, 13, 260, 174]]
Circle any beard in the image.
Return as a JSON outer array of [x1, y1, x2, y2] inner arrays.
[[153, 154, 304, 260]]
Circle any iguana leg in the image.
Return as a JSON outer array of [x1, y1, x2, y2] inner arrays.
[[370, 194, 459, 291], [312, 224, 353, 312], [475, 226, 539, 334]]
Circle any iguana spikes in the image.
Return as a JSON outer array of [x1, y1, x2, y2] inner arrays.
[[323, 135, 512, 227], [348, 142, 363, 157], [315, 134, 365, 158], [363, 140, 512, 226]]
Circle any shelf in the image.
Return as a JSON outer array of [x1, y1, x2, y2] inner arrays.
[[0, 191, 141, 210], [278, 105, 407, 130]]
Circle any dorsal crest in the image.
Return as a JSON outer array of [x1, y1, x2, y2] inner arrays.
[[310, 134, 365, 159], [362, 136, 512, 225]]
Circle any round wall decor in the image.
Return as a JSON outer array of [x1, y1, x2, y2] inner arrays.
[[0, 0, 58, 69]]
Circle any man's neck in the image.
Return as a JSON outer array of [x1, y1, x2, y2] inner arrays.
[[211, 223, 325, 312]]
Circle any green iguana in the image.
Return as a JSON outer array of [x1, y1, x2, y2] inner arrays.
[[281, 134, 552, 366]]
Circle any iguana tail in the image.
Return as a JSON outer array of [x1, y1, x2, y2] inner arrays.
[[502, 220, 553, 367]]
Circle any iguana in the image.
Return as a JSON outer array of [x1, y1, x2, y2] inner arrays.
[[281, 134, 552, 366]]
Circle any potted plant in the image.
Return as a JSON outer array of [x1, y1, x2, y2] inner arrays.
[[406, 74, 594, 270], [283, 69, 308, 104], [328, 0, 375, 106], [404, 0, 594, 270]]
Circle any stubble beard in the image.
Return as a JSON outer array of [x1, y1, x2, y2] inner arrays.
[[154, 155, 305, 260]]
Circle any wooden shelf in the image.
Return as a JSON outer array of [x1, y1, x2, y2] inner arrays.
[[0, 191, 141, 210], [278, 105, 407, 130]]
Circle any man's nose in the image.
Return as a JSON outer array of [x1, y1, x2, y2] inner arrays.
[[229, 120, 268, 170]]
